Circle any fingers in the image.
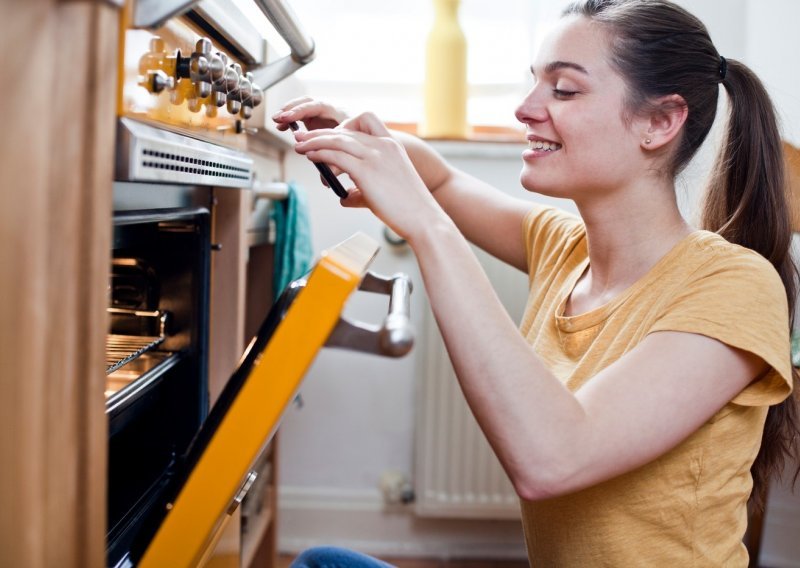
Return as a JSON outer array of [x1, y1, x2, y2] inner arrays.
[[294, 129, 371, 161], [272, 96, 313, 130], [272, 99, 347, 131], [302, 148, 361, 185]]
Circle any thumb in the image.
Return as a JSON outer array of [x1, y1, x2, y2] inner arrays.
[[340, 187, 368, 208], [341, 112, 391, 137]]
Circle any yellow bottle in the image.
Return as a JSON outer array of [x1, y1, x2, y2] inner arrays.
[[422, 0, 468, 139]]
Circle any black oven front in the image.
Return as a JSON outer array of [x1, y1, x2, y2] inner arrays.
[[105, 205, 211, 566]]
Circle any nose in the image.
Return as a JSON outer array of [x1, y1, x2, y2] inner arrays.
[[515, 86, 548, 125]]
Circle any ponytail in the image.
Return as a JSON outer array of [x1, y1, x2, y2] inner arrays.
[[702, 59, 800, 510]]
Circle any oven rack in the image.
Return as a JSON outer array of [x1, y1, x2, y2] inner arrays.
[[106, 334, 166, 374], [106, 308, 170, 374]]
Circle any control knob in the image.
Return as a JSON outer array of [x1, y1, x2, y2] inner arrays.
[[240, 72, 263, 120], [226, 63, 245, 115]]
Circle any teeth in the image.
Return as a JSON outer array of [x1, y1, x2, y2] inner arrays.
[[528, 140, 562, 151]]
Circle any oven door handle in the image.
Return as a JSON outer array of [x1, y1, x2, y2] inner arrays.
[[325, 272, 414, 357], [249, 0, 316, 90]]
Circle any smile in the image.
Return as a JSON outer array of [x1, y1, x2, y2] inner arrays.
[[528, 140, 562, 152]]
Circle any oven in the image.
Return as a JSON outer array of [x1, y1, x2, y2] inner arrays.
[[107, 2, 415, 566], [107, 0, 315, 565]]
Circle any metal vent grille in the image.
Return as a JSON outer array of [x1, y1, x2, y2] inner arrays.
[[116, 118, 254, 188], [141, 149, 251, 181]]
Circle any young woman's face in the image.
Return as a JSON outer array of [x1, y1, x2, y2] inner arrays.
[[515, 16, 646, 200]]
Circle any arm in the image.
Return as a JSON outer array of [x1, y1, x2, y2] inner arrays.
[[274, 99, 533, 271], [290, 114, 767, 500]]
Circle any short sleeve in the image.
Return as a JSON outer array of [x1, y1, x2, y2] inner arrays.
[[522, 204, 584, 284], [649, 249, 792, 406]]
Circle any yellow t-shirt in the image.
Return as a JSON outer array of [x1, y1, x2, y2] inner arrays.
[[519, 205, 793, 567]]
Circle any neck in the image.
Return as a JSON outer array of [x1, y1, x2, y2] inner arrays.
[[574, 181, 694, 294]]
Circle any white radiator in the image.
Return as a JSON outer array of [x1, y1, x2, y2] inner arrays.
[[414, 248, 528, 520]]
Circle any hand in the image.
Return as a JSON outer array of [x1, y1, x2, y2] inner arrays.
[[293, 112, 448, 242], [272, 97, 348, 132]]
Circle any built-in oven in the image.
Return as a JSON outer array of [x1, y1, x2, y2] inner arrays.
[[106, 206, 211, 564], [108, 2, 416, 566], [107, 0, 318, 565]]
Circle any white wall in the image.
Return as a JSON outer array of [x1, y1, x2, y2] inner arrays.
[[275, 0, 800, 561]]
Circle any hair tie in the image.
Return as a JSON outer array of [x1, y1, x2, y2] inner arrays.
[[719, 55, 727, 81]]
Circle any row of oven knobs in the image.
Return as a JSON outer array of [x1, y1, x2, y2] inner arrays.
[[140, 37, 264, 120]]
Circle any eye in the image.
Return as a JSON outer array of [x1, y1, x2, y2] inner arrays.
[[552, 89, 578, 99]]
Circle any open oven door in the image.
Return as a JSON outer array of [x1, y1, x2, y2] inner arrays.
[[119, 232, 413, 568]]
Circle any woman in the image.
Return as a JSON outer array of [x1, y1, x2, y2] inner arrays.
[[274, 0, 799, 564]]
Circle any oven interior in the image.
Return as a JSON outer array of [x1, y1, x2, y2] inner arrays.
[[105, 208, 210, 566]]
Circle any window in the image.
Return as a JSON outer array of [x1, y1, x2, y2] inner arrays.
[[240, 0, 574, 130]]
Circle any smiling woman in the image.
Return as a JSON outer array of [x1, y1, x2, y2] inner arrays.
[[272, 0, 798, 566]]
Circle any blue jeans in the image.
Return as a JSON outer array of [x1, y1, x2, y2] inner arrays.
[[290, 547, 396, 568]]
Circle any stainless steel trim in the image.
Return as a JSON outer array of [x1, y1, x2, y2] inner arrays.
[[193, 0, 267, 66], [326, 272, 414, 357], [134, 0, 199, 28], [115, 118, 254, 188], [250, 0, 315, 88]]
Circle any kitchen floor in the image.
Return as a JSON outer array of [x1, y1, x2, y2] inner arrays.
[[278, 555, 529, 568]]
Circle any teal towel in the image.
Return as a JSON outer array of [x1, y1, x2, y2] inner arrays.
[[271, 182, 314, 301]]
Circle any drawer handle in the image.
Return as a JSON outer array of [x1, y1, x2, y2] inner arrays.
[[228, 470, 259, 515], [325, 272, 414, 357]]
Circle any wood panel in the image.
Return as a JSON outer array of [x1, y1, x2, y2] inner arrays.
[[0, 1, 118, 566], [208, 188, 250, 403]]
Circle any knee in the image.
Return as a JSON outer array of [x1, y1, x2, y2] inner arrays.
[[290, 546, 351, 568], [290, 546, 392, 568]]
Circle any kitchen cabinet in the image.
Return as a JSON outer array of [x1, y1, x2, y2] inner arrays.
[[0, 2, 287, 566], [0, 1, 117, 566]]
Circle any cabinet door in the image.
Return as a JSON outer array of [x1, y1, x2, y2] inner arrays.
[[0, 2, 118, 567]]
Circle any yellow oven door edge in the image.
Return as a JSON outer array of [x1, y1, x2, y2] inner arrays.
[[140, 232, 380, 568]]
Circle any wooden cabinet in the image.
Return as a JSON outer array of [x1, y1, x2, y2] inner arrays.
[[0, 2, 117, 567], [0, 3, 287, 566]]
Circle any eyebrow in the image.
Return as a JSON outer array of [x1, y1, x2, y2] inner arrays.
[[530, 61, 590, 76]]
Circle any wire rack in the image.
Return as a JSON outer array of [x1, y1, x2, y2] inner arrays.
[[106, 308, 169, 374]]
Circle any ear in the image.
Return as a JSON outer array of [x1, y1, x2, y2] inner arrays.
[[639, 94, 688, 151]]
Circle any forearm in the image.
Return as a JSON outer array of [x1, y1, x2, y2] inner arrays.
[[390, 130, 454, 193], [408, 216, 587, 499], [391, 130, 532, 270]]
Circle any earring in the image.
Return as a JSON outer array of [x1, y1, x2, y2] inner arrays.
[[644, 138, 652, 145]]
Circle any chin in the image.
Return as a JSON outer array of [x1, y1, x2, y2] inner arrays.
[[519, 174, 569, 199]]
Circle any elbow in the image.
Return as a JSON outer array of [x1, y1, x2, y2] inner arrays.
[[512, 477, 557, 502], [510, 462, 579, 502]]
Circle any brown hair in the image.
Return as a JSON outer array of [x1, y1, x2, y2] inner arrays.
[[563, 0, 799, 508]]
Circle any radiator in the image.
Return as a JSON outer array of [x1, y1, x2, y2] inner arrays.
[[414, 249, 526, 520]]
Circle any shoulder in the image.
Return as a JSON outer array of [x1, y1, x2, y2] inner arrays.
[[523, 204, 583, 241], [679, 231, 785, 300], [650, 231, 792, 406], [523, 204, 585, 277]]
